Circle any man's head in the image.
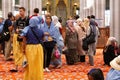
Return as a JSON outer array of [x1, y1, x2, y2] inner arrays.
[[34, 8, 39, 14], [91, 15, 95, 19], [87, 16, 91, 19], [19, 7, 26, 17], [74, 15, 79, 20], [8, 12, 13, 19]]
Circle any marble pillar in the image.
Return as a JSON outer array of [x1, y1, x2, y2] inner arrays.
[[80, 0, 86, 19], [110, 0, 120, 43], [94, 0, 105, 27], [79, 0, 105, 27], [19, 0, 28, 15], [2, 0, 13, 19], [20, 0, 42, 16], [29, 0, 42, 15], [67, 0, 70, 18]]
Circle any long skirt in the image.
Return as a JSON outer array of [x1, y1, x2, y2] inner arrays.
[[24, 44, 44, 80], [13, 33, 23, 65], [65, 49, 78, 65]]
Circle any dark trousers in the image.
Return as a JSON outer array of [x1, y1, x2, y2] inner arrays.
[[43, 41, 55, 68], [43, 46, 47, 68], [45, 47, 54, 67]]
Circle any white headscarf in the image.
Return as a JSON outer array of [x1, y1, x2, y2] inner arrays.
[[52, 15, 62, 28]]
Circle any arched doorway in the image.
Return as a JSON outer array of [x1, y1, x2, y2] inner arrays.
[[56, 0, 67, 26]]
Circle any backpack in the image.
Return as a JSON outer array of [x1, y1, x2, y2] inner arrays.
[[83, 25, 96, 45]]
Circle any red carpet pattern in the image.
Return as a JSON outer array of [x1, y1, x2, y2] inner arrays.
[[0, 49, 110, 80]]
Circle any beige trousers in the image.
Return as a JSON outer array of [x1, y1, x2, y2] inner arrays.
[[5, 39, 12, 60]]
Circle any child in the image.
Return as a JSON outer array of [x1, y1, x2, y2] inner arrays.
[[50, 45, 61, 68]]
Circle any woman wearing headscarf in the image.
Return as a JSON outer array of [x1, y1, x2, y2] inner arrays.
[[74, 18, 86, 62], [103, 37, 118, 66], [41, 14, 60, 72], [65, 20, 79, 65], [51, 15, 64, 68], [20, 16, 44, 80]]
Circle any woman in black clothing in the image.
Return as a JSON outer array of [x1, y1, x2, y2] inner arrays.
[[103, 37, 119, 66]]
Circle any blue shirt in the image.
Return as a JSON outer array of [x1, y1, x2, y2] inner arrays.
[[21, 26, 44, 44], [106, 68, 120, 80], [41, 22, 60, 42], [3, 19, 12, 32], [0, 21, 4, 33]]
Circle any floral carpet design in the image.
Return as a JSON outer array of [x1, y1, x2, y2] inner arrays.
[[0, 49, 110, 80]]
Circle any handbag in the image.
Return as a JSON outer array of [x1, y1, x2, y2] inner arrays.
[[0, 31, 10, 43], [84, 25, 96, 45], [82, 39, 89, 51], [54, 49, 60, 59]]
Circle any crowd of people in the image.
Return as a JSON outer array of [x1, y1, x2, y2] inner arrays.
[[0, 7, 120, 80]]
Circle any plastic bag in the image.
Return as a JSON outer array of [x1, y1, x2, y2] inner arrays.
[[54, 49, 60, 59]]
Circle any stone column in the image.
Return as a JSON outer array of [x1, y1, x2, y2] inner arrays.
[[51, 0, 56, 15], [94, 0, 105, 27], [19, 0, 29, 15], [67, 0, 70, 18], [29, 0, 42, 15], [80, 0, 86, 19], [20, 0, 42, 16], [110, 0, 120, 43], [80, 0, 105, 26], [2, 0, 13, 19]]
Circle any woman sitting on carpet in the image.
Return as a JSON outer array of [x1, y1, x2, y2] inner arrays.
[[103, 37, 119, 66]]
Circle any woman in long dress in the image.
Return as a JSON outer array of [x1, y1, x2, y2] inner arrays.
[[65, 20, 79, 65], [51, 15, 64, 68]]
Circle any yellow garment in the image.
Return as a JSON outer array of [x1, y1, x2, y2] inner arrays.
[[24, 44, 44, 80], [13, 34, 23, 65]]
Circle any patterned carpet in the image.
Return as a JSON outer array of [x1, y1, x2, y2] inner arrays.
[[0, 49, 110, 80]]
